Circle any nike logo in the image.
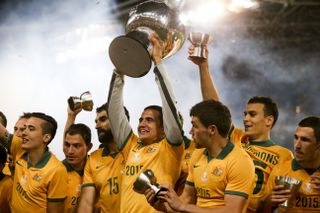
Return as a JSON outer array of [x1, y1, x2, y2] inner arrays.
[[96, 165, 104, 169]]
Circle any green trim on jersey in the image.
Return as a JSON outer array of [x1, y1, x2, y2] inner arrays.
[[249, 140, 275, 147], [23, 149, 51, 168], [62, 159, 84, 176], [225, 190, 249, 199], [47, 197, 67, 202], [204, 140, 234, 162], [183, 135, 192, 149], [101, 146, 119, 158], [81, 183, 96, 187], [119, 130, 133, 151], [292, 158, 319, 175], [185, 180, 195, 186]]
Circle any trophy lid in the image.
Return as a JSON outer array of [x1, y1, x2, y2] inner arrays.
[[109, 35, 152, 78]]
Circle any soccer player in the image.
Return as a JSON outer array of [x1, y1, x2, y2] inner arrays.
[[14, 113, 32, 137], [0, 144, 12, 213], [0, 112, 68, 212], [146, 100, 255, 212], [63, 123, 92, 213], [189, 44, 293, 212], [78, 103, 129, 213], [107, 33, 184, 213], [261, 116, 320, 213]]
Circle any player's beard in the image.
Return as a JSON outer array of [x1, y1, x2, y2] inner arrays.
[[98, 128, 114, 144]]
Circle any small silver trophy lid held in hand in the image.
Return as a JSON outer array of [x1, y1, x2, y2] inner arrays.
[[188, 32, 212, 59], [275, 176, 302, 208], [68, 91, 94, 112]]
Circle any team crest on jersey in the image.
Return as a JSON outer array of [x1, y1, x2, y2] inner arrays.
[[131, 152, 141, 163], [212, 167, 223, 176], [201, 172, 208, 182], [145, 146, 157, 153], [185, 152, 192, 160], [20, 174, 28, 184], [33, 173, 42, 182]]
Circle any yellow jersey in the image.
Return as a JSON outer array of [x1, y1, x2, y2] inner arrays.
[[186, 141, 255, 212], [120, 132, 184, 213], [63, 160, 83, 213], [0, 173, 13, 213], [264, 159, 320, 213], [230, 127, 293, 212], [8, 135, 68, 213], [82, 147, 126, 213]]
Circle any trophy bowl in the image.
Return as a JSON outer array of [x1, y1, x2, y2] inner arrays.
[[133, 169, 167, 201], [109, 0, 185, 78], [188, 32, 212, 59], [275, 176, 302, 207]]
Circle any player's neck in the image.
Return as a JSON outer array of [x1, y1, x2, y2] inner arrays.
[[207, 137, 228, 158], [249, 131, 270, 142], [106, 140, 118, 152], [27, 147, 47, 167]]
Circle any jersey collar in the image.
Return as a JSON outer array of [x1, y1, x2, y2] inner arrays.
[[101, 146, 119, 158], [292, 158, 320, 175], [204, 140, 234, 162], [62, 159, 84, 176], [23, 149, 51, 169], [249, 140, 275, 147]]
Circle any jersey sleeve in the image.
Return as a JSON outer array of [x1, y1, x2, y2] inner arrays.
[[107, 71, 133, 151], [82, 154, 95, 187], [47, 164, 68, 202], [153, 63, 183, 146], [225, 151, 255, 198]]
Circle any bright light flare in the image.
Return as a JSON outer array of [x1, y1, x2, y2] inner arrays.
[[228, 0, 259, 13], [180, 0, 227, 26]]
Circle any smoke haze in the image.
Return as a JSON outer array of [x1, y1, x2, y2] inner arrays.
[[0, 0, 319, 159]]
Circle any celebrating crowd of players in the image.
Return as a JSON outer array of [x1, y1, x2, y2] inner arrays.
[[0, 33, 320, 213]]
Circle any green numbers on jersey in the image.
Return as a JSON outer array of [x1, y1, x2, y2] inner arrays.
[[71, 196, 80, 206], [125, 165, 143, 176], [253, 168, 264, 194], [107, 176, 119, 195], [252, 160, 267, 194]]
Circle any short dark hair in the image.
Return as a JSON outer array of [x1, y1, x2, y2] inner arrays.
[[190, 100, 231, 138], [65, 123, 92, 145], [144, 105, 163, 128], [19, 112, 32, 120], [30, 112, 57, 144], [0, 145, 7, 164], [298, 116, 320, 144], [0, 111, 7, 127], [247, 96, 278, 128], [97, 103, 130, 121]]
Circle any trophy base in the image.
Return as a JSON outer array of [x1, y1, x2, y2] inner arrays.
[[109, 35, 152, 78]]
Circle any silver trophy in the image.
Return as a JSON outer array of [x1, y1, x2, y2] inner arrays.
[[109, 0, 185, 78], [133, 169, 167, 200], [68, 91, 94, 112], [275, 176, 302, 208], [188, 32, 212, 59]]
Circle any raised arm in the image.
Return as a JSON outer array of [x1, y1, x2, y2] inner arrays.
[[107, 72, 132, 150], [63, 103, 82, 140], [188, 44, 219, 101], [150, 33, 183, 145]]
